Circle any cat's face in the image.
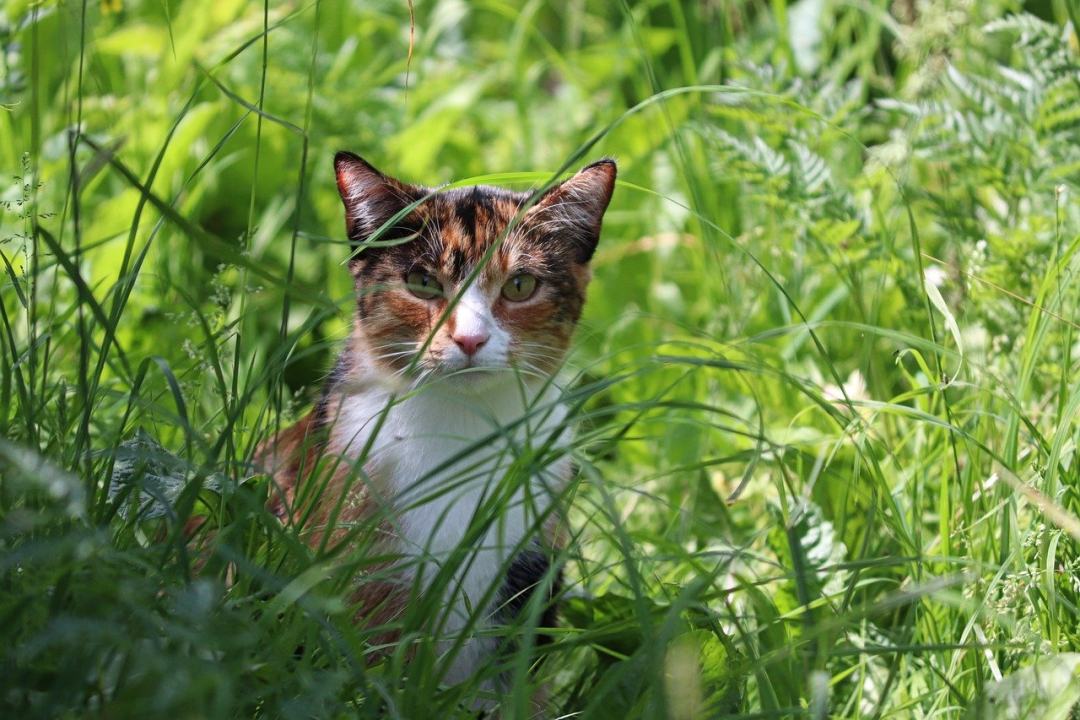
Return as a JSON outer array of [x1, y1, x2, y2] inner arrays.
[[334, 152, 615, 382]]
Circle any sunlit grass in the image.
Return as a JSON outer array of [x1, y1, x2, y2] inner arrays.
[[2, 0, 1080, 718]]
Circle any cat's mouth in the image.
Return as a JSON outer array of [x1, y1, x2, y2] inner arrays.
[[416, 355, 542, 387], [436, 357, 507, 375]]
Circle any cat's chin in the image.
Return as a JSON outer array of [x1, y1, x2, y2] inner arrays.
[[420, 364, 546, 392]]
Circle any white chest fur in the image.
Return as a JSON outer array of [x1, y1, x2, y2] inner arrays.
[[327, 373, 571, 683]]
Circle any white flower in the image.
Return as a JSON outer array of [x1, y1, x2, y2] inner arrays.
[[924, 265, 947, 288], [823, 369, 868, 403]]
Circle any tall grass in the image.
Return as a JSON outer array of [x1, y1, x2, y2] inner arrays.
[[2, 0, 1080, 717]]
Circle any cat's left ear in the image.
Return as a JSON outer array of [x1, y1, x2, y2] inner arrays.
[[527, 159, 616, 263], [334, 151, 420, 249]]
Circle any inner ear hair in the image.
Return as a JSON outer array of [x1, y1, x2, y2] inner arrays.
[[527, 158, 617, 263], [334, 151, 422, 248]]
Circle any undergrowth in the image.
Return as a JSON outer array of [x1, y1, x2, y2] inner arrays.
[[2, 0, 1080, 717]]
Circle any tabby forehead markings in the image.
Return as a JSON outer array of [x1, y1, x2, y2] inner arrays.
[[411, 188, 526, 283]]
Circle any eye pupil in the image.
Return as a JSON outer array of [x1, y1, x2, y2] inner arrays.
[[502, 273, 537, 301], [406, 270, 441, 299]]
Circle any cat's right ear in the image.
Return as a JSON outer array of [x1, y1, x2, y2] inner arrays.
[[334, 151, 418, 255]]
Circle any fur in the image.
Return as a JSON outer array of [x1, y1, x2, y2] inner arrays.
[[255, 152, 616, 695]]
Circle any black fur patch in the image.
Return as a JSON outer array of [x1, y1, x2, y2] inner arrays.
[[313, 353, 350, 430], [496, 545, 562, 645]]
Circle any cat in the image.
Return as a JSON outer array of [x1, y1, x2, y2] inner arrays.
[[254, 151, 615, 701]]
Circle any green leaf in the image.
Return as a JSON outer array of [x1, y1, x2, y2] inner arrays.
[[96, 23, 168, 58], [924, 270, 964, 384]]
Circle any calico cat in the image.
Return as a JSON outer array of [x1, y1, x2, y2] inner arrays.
[[254, 151, 615, 697]]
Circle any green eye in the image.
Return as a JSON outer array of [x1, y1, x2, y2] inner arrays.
[[502, 273, 538, 302], [405, 270, 442, 300]]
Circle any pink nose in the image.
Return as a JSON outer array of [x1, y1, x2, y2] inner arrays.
[[453, 331, 489, 356]]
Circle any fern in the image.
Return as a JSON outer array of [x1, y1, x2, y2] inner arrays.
[[883, 14, 1080, 188]]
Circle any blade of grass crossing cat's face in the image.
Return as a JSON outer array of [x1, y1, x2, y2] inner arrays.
[[333, 153, 616, 377]]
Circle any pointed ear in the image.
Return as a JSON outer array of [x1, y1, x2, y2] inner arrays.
[[526, 159, 616, 263], [334, 151, 419, 248]]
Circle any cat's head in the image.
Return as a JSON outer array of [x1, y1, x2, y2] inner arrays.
[[334, 152, 615, 383]]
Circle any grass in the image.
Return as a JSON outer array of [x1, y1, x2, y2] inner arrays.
[[3, 0, 1080, 717]]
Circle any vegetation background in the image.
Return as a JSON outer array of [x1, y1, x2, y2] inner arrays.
[[3, 0, 1080, 717]]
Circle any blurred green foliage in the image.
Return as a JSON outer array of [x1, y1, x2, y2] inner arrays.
[[3, 0, 1080, 717]]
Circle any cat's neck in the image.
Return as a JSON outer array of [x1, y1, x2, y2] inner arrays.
[[312, 340, 573, 691], [323, 347, 565, 461]]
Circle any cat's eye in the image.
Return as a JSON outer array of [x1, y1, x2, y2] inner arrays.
[[502, 273, 538, 302], [405, 270, 442, 300]]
